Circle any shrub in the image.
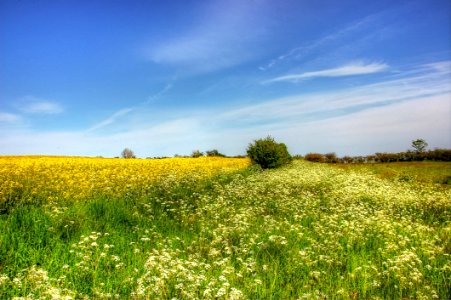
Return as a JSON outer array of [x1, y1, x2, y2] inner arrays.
[[353, 156, 366, 163], [246, 136, 291, 169], [426, 149, 451, 161], [304, 153, 325, 163], [366, 155, 376, 163], [398, 151, 416, 162], [342, 156, 354, 164], [375, 152, 399, 163], [191, 150, 204, 158]]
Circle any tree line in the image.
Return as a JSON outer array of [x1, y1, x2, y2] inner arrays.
[[120, 138, 450, 167], [303, 139, 451, 163]]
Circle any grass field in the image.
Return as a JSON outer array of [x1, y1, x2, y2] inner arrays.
[[0, 157, 450, 299]]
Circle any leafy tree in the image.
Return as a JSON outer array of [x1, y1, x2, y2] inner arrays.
[[412, 139, 428, 153], [246, 136, 291, 169], [121, 148, 136, 158]]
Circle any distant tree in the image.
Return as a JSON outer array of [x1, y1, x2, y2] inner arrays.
[[247, 136, 291, 169], [411, 139, 428, 153], [191, 150, 204, 158], [205, 149, 225, 157], [121, 148, 136, 159]]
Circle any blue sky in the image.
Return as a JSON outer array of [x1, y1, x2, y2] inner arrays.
[[1, 0, 450, 157]]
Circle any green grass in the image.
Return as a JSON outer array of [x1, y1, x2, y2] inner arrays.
[[334, 161, 451, 186], [0, 162, 449, 299]]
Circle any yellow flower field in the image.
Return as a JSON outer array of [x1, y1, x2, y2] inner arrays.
[[0, 156, 250, 204]]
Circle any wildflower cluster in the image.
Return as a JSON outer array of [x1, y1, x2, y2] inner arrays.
[[0, 266, 75, 299]]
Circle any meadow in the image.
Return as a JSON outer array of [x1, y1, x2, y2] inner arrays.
[[334, 161, 451, 186], [0, 156, 449, 299]]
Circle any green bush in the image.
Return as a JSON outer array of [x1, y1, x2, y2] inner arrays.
[[246, 136, 291, 169]]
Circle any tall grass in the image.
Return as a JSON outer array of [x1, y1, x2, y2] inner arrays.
[[0, 160, 449, 299]]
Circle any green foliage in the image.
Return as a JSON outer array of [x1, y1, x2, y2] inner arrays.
[[306, 148, 451, 164], [246, 136, 291, 169]]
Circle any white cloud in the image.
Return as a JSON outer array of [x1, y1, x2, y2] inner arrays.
[[259, 7, 403, 71], [424, 60, 451, 72], [0, 117, 204, 157], [228, 62, 450, 121], [273, 94, 451, 155], [1, 61, 450, 157], [264, 62, 388, 83], [1, 94, 449, 157], [0, 112, 22, 123], [144, 82, 174, 105], [146, 0, 270, 73], [87, 108, 134, 132], [17, 96, 64, 114]]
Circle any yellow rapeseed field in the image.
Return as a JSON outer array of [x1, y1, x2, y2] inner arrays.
[[0, 156, 250, 204]]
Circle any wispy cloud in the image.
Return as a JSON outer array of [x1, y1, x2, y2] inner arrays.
[[144, 82, 174, 105], [259, 16, 372, 71], [259, 7, 403, 72], [86, 79, 176, 133], [224, 61, 450, 124], [0, 117, 204, 157], [1, 61, 449, 157], [264, 62, 388, 83], [268, 93, 451, 155], [17, 96, 64, 114], [87, 108, 134, 132], [0, 112, 22, 123], [146, 0, 270, 73], [425, 60, 451, 72], [2, 94, 448, 157]]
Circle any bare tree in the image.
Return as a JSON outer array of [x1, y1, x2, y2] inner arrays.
[[121, 148, 136, 158]]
